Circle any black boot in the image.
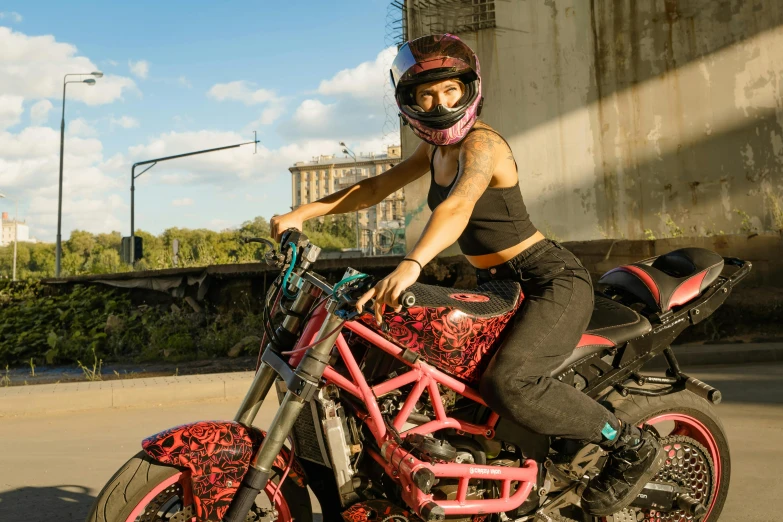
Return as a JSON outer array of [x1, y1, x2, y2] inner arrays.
[[582, 423, 666, 516]]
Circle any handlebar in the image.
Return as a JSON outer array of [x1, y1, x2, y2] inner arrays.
[[260, 228, 418, 314], [399, 290, 416, 308]]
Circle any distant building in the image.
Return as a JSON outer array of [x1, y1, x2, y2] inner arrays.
[[0, 211, 32, 246], [289, 145, 405, 255]]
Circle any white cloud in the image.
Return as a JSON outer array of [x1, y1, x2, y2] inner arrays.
[[245, 103, 286, 129], [209, 80, 285, 127], [0, 27, 137, 106], [129, 59, 149, 79], [178, 76, 192, 88], [172, 197, 194, 207], [30, 99, 53, 125], [0, 12, 23, 23], [0, 125, 125, 240], [110, 115, 139, 129], [279, 93, 392, 142], [104, 59, 118, 67], [318, 47, 397, 99], [68, 118, 97, 137], [259, 104, 285, 125], [207, 81, 277, 105], [0, 95, 24, 130], [293, 99, 336, 127], [275, 48, 401, 143]]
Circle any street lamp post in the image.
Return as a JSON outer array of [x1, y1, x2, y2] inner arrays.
[[129, 135, 259, 265], [56, 71, 103, 278], [0, 193, 18, 281], [339, 141, 361, 253]]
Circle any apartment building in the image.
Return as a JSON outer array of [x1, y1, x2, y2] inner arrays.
[[289, 145, 404, 254]]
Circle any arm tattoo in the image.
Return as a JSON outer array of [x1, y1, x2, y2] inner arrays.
[[449, 130, 501, 204]]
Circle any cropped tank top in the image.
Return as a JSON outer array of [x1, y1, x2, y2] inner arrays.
[[426, 127, 537, 256]]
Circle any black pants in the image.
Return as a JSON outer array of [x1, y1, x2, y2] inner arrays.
[[477, 239, 617, 443]]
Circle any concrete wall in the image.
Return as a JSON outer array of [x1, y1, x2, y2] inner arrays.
[[403, 0, 783, 253]]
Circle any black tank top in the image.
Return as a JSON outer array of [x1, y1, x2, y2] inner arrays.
[[426, 127, 537, 256]]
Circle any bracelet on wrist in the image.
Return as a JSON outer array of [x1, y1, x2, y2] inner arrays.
[[403, 258, 424, 271]]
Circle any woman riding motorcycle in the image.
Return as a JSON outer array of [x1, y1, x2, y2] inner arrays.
[[270, 33, 665, 516]]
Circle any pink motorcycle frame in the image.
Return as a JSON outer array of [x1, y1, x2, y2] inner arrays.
[[289, 301, 539, 518]]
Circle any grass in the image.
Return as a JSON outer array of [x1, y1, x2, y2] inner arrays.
[[77, 347, 103, 382]]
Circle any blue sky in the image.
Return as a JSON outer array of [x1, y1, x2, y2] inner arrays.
[[0, 1, 400, 241]]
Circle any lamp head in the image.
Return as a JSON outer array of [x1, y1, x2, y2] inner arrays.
[[83, 79, 96, 85], [339, 141, 346, 147], [342, 149, 349, 154], [0, 193, 6, 199], [91, 71, 104, 78]]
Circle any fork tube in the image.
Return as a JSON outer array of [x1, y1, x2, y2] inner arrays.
[[224, 307, 345, 522], [234, 362, 277, 425], [234, 282, 321, 426]]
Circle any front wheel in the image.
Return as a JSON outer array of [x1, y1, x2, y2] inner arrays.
[[597, 388, 731, 522], [86, 451, 312, 522]]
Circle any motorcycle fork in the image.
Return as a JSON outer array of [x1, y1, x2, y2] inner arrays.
[[223, 303, 344, 522], [234, 281, 321, 426]]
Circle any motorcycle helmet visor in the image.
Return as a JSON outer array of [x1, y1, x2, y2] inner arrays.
[[390, 42, 475, 91]]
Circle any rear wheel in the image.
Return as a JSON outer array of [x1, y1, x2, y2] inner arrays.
[[597, 388, 731, 522], [86, 451, 312, 522]]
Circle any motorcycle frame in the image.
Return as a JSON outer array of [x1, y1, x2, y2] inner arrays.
[[231, 274, 538, 521], [323, 321, 538, 517], [223, 256, 751, 522], [253, 303, 538, 519]]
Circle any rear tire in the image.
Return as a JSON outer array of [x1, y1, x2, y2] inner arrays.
[[86, 451, 312, 522], [600, 388, 731, 521]]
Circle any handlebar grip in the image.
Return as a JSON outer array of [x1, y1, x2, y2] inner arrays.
[[400, 291, 416, 308]]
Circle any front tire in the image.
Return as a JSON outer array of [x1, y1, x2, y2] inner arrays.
[[86, 451, 312, 522], [600, 388, 731, 521]]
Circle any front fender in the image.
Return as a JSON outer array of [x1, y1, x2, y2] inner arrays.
[[142, 420, 306, 521]]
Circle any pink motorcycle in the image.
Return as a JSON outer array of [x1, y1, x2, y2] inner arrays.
[[88, 230, 750, 521]]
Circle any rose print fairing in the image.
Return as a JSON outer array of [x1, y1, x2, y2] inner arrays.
[[142, 420, 306, 521], [358, 282, 523, 384]]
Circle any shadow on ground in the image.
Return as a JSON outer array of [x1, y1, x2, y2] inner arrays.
[[0, 484, 95, 522], [0, 484, 325, 522]]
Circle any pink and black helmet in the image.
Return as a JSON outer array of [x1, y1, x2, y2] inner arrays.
[[390, 33, 483, 146]]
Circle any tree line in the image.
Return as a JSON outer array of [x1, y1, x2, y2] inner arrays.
[[0, 215, 357, 280]]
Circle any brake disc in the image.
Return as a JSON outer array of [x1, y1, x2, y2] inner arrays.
[[168, 506, 194, 522], [135, 482, 186, 522]]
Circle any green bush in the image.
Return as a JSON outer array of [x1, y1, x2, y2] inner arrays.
[[0, 281, 267, 368]]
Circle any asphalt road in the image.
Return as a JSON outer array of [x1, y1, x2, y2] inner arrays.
[[0, 363, 781, 522]]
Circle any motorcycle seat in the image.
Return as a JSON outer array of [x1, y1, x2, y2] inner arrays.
[[597, 247, 724, 312], [551, 295, 651, 376]]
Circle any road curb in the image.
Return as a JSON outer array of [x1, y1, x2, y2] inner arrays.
[[1, 344, 781, 417], [0, 371, 254, 417]]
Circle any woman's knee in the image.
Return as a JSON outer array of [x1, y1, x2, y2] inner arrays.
[[480, 369, 540, 407]]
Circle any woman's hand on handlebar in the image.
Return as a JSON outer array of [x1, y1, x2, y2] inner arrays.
[[356, 259, 421, 324], [270, 212, 304, 242]]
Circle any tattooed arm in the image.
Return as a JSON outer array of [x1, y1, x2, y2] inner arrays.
[[271, 142, 430, 241], [406, 129, 500, 265], [357, 129, 502, 320]]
